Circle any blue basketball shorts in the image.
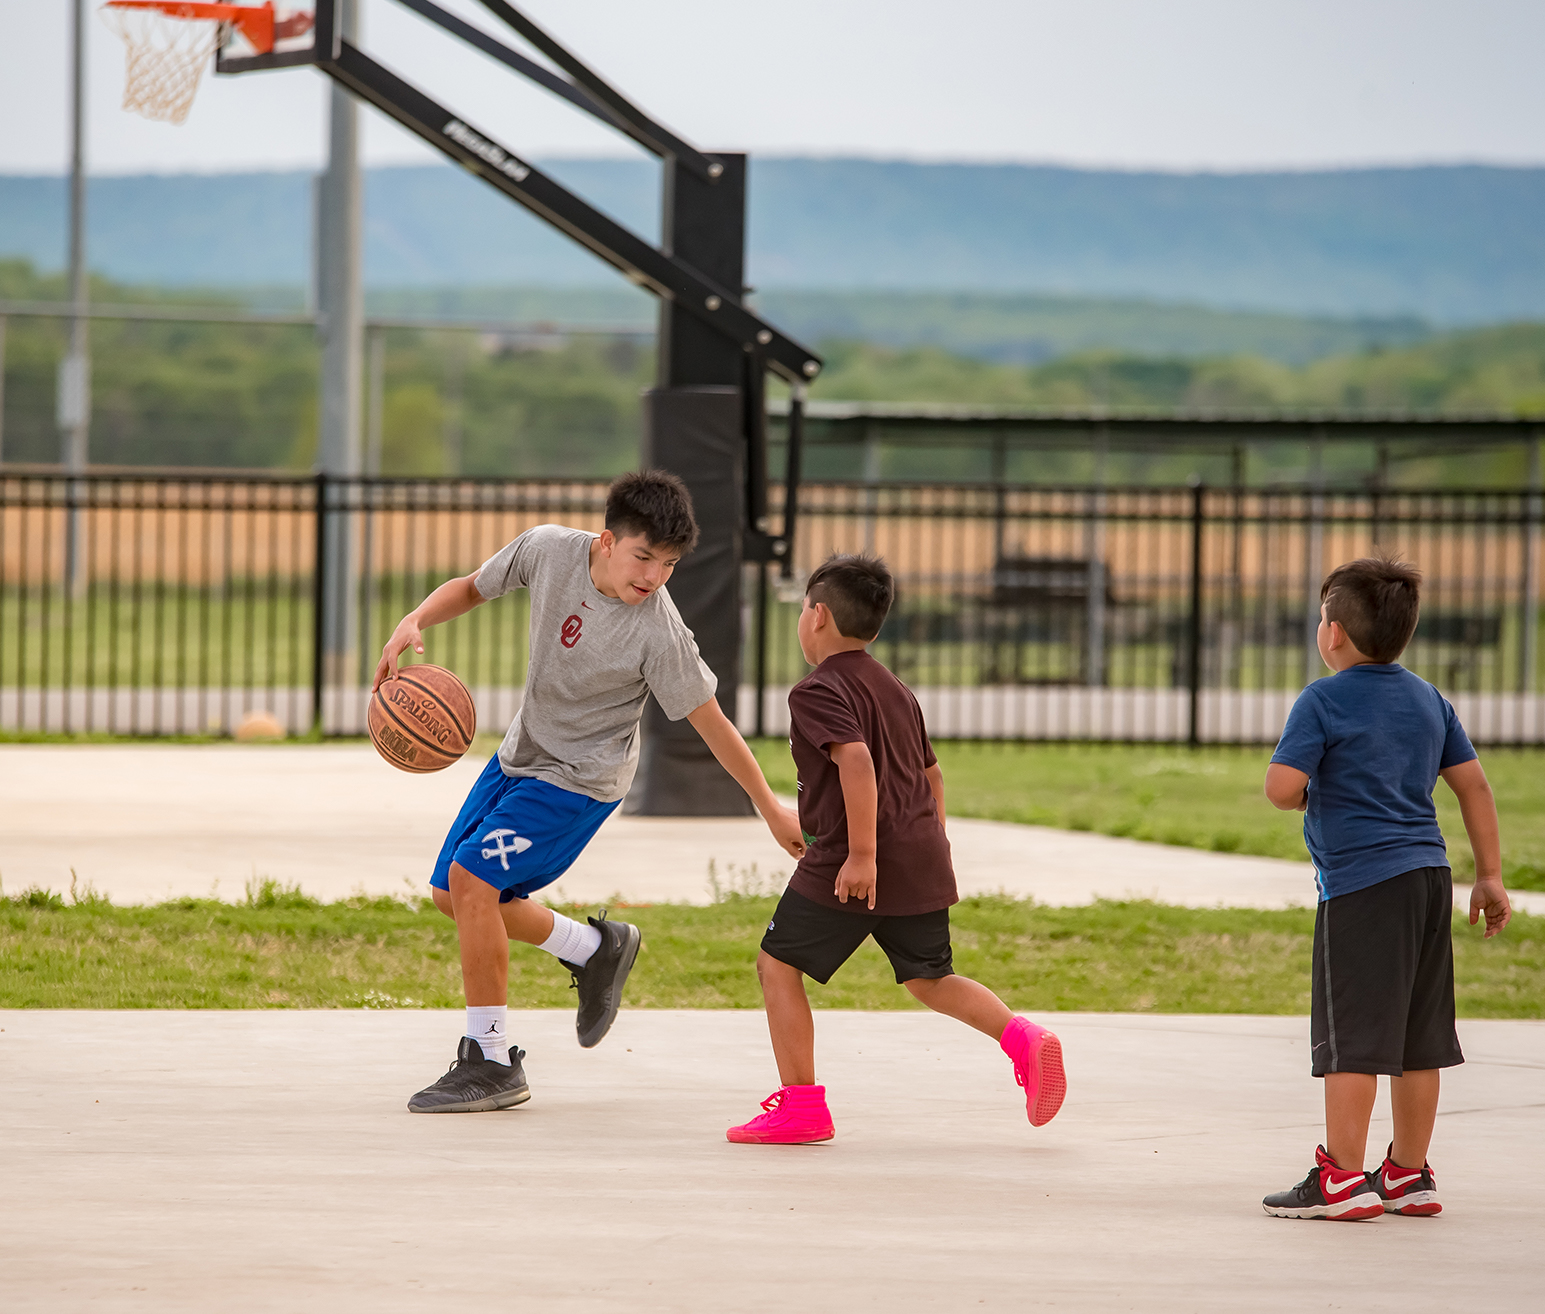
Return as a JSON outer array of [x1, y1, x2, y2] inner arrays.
[[430, 754, 620, 902]]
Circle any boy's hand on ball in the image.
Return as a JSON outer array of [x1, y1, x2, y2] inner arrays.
[[834, 854, 877, 910], [1469, 877, 1512, 938], [373, 620, 425, 690], [765, 805, 806, 859]]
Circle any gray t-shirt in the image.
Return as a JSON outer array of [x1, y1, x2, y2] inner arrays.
[[474, 524, 717, 802]]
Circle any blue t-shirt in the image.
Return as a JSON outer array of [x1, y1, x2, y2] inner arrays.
[[1270, 664, 1475, 901]]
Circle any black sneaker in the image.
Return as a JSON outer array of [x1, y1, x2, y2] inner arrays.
[[407, 1037, 531, 1113], [562, 911, 641, 1049], [1262, 1145, 1383, 1221]]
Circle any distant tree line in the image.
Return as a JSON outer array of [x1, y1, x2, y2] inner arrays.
[[2, 261, 1541, 478]]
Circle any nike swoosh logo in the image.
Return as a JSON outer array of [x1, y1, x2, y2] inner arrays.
[[1385, 1171, 1423, 1189], [1325, 1176, 1368, 1199], [581, 601, 593, 609]]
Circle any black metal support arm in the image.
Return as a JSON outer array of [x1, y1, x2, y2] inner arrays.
[[392, 0, 716, 178], [392, 0, 618, 124], [318, 41, 820, 384], [471, 0, 723, 182]]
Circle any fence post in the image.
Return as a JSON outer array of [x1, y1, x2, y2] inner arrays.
[[312, 470, 327, 734], [1523, 434, 1542, 698], [1303, 430, 1326, 687], [1187, 479, 1205, 747], [754, 559, 768, 738]]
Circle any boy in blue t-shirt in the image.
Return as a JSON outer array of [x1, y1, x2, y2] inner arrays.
[[1261, 556, 1511, 1222]]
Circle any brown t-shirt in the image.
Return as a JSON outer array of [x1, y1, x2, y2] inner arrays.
[[786, 649, 957, 917]]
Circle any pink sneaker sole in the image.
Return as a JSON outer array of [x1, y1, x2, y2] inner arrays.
[[726, 1122, 835, 1145], [1028, 1030, 1066, 1127]]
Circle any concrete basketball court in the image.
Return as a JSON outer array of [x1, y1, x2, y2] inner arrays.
[[4, 745, 1540, 914], [2, 1008, 1542, 1312], [4, 745, 1543, 1308]]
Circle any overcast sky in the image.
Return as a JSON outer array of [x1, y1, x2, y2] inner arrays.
[[4, 0, 1543, 175]]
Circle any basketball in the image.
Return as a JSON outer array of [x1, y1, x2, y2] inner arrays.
[[369, 664, 477, 773]]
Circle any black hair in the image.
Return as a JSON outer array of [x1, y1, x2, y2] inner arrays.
[[806, 553, 895, 641], [1321, 554, 1422, 663], [605, 469, 700, 553]]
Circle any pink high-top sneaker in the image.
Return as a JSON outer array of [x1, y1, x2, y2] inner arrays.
[[726, 1084, 835, 1144], [1000, 1016, 1066, 1127]]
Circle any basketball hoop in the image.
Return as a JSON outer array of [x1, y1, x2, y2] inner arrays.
[[100, 2, 312, 125]]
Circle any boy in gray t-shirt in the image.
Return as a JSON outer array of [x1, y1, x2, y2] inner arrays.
[[372, 471, 805, 1114]]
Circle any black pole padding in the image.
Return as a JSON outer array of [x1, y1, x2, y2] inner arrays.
[[625, 387, 754, 816], [1187, 480, 1205, 748], [312, 470, 328, 735]]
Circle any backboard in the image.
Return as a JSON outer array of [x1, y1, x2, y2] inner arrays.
[[215, 1, 335, 73]]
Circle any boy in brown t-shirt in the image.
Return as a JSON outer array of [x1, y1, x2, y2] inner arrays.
[[727, 553, 1068, 1144]]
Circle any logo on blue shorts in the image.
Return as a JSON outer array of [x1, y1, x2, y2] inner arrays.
[[481, 829, 533, 870]]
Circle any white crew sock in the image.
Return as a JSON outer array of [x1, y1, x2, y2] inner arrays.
[[465, 1005, 510, 1065], [539, 912, 603, 967]]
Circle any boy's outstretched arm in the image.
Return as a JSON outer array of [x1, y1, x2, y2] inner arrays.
[[372, 572, 485, 689], [685, 698, 806, 860], [1439, 758, 1511, 938], [1264, 763, 1310, 811], [829, 741, 878, 909]]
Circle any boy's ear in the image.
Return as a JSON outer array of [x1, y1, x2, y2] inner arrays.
[[597, 529, 615, 555]]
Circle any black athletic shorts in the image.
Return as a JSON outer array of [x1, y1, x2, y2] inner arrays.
[[1310, 865, 1464, 1077], [760, 886, 955, 985]]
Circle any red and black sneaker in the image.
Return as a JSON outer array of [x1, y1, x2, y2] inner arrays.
[[1262, 1145, 1383, 1221], [1368, 1145, 1442, 1216]]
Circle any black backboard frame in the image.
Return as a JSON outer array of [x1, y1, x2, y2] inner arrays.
[[215, 0, 336, 74]]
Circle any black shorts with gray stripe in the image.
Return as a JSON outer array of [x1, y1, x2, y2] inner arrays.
[[1310, 865, 1464, 1077]]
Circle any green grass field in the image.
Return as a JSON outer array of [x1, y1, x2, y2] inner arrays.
[[748, 740, 1545, 892], [1, 887, 1538, 1017]]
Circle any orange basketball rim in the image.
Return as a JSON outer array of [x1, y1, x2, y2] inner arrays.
[[102, 1, 314, 56]]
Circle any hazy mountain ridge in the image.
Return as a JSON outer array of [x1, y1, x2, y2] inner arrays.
[[2, 160, 1543, 323]]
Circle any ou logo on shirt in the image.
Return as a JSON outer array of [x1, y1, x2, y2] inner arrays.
[[561, 614, 583, 648]]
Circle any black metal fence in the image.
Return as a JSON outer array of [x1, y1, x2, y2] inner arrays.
[[2, 472, 1541, 744]]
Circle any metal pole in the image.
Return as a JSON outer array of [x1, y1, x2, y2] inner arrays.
[[861, 421, 880, 555], [312, 471, 328, 733], [441, 332, 464, 475], [1522, 434, 1542, 696], [1085, 427, 1108, 688], [1225, 443, 1245, 694], [61, 0, 90, 594], [0, 314, 7, 461], [991, 434, 1007, 565], [1371, 442, 1390, 551], [366, 328, 385, 475], [316, 0, 363, 691], [1303, 429, 1326, 687], [1187, 479, 1205, 747]]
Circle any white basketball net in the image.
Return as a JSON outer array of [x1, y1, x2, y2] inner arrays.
[[100, 6, 226, 126]]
